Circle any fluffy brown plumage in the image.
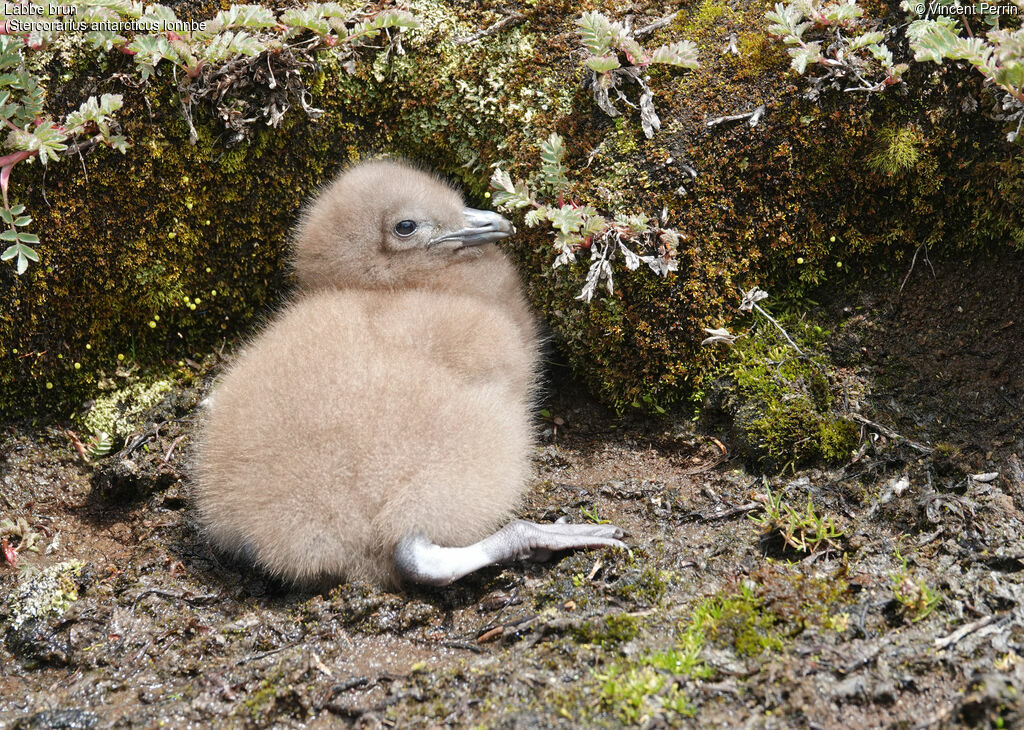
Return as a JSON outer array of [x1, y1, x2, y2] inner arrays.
[[193, 160, 543, 587]]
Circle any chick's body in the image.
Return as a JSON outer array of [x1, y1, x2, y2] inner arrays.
[[194, 160, 540, 585], [195, 159, 623, 589]]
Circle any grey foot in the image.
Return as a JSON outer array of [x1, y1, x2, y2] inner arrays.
[[394, 519, 627, 587]]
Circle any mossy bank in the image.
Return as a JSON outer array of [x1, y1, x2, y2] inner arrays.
[[2, 0, 1021, 422]]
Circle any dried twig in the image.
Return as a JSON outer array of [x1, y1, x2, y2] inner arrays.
[[706, 105, 766, 129], [934, 613, 1003, 650], [689, 502, 763, 522], [633, 12, 678, 38], [898, 243, 935, 295], [850, 413, 933, 454], [453, 13, 526, 44], [131, 588, 219, 610]]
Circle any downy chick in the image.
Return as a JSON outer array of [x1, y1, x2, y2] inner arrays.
[[193, 159, 625, 588]]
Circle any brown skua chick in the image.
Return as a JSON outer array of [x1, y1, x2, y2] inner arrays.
[[193, 159, 625, 588]]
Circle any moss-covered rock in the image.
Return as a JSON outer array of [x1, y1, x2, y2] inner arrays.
[[2, 0, 1021, 422], [703, 320, 858, 472]]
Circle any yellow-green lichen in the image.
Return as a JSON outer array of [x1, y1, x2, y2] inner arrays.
[[6, 561, 84, 632], [80, 379, 173, 444]]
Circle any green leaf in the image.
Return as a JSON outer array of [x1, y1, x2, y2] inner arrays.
[[489, 168, 534, 210], [868, 43, 894, 67], [140, 3, 179, 30], [580, 213, 606, 237], [547, 205, 585, 235], [994, 62, 1024, 91], [848, 31, 884, 51], [280, 7, 329, 36], [204, 4, 276, 35], [586, 54, 621, 73], [18, 232, 39, 245], [0, 209, 12, 225], [11, 122, 68, 164], [13, 216, 30, 227], [0, 37, 23, 70], [0, 229, 17, 242], [649, 40, 699, 68], [202, 30, 264, 63], [614, 212, 650, 234], [908, 18, 961, 65], [524, 208, 546, 227], [822, 1, 863, 23], [539, 133, 569, 193], [347, 9, 419, 39], [2, 241, 36, 273], [789, 42, 822, 74], [619, 37, 646, 64], [127, 34, 176, 68], [577, 11, 626, 56]]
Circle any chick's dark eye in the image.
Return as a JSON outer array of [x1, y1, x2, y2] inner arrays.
[[394, 220, 417, 237]]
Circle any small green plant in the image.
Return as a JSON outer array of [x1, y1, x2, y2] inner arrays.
[[594, 664, 693, 724], [0, 57, 124, 273], [78, 1, 418, 142], [0, 516, 42, 566], [588, 582, 784, 725], [580, 505, 611, 524], [703, 288, 806, 356], [766, 0, 908, 96], [890, 547, 942, 622], [867, 124, 924, 176], [491, 133, 680, 302], [576, 11, 699, 137], [767, 0, 1024, 140], [750, 485, 844, 554]]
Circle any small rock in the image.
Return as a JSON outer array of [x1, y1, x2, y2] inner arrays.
[[10, 709, 99, 730]]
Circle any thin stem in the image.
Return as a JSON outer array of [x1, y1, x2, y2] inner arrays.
[[751, 302, 805, 356]]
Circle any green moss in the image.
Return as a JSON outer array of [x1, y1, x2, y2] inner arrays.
[[818, 417, 859, 462], [607, 565, 673, 606], [595, 664, 694, 724], [611, 117, 640, 155], [680, 0, 733, 35], [685, 584, 785, 658], [572, 612, 642, 649], [734, 30, 788, 79], [703, 319, 857, 472], [867, 124, 924, 177], [243, 669, 288, 720]]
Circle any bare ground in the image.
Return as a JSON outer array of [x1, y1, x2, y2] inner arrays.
[[2, 252, 1024, 729]]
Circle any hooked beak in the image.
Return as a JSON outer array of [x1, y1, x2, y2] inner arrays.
[[428, 208, 515, 249]]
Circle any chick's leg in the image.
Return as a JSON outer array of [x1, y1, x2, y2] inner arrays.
[[394, 519, 626, 587]]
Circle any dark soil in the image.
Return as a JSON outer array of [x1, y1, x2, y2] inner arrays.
[[2, 252, 1024, 729]]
